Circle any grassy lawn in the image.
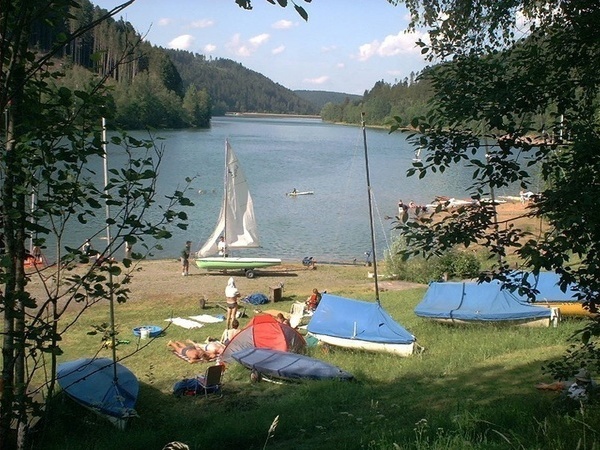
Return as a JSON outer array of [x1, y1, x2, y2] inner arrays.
[[30, 263, 595, 450]]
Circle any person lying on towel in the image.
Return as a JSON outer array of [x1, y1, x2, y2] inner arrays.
[[168, 340, 225, 363]]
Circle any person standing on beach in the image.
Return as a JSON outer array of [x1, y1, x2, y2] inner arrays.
[[225, 277, 241, 328], [181, 241, 192, 276]]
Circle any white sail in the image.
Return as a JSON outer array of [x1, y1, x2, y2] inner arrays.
[[197, 140, 260, 257]]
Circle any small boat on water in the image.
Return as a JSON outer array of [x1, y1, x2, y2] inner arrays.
[[286, 190, 314, 197], [232, 347, 354, 382], [57, 357, 138, 429], [195, 140, 281, 278]]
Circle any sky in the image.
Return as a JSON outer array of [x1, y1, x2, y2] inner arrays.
[[92, 0, 431, 95]]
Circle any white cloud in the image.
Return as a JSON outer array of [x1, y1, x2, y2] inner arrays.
[[168, 34, 195, 50], [321, 45, 337, 53], [355, 31, 425, 61], [227, 33, 270, 57], [336, 62, 345, 69], [190, 19, 214, 29], [157, 18, 172, 26], [204, 44, 217, 53], [272, 19, 294, 30], [249, 33, 270, 46], [303, 76, 329, 85], [272, 45, 285, 55]]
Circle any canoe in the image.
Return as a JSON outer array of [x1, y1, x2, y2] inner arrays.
[[57, 357, 138, 429], [286, 191, 314, 196], [232, 347, 353, 382]]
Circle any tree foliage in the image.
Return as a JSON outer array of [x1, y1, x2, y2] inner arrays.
[[320, 75, 432, 126], [1, 1, 193, 448], [389, 0, 600, 376]]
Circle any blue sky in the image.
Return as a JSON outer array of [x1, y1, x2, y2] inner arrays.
[[93, 1, 431, 95]]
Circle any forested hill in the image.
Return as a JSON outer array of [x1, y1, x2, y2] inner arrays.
[[29, 0, 320, 129], [294, 90, 362, 111], [165, 49, 319, 116]]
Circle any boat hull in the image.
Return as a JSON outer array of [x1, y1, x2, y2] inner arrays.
[[57, 357, 138, 429], [286, 191, 314, 196], [308, 333, 415, 356], [232, 347, 353, 381], [195, 257, 281, 270]]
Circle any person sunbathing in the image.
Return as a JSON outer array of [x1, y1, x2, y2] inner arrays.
[[168, 340, 225, 362]]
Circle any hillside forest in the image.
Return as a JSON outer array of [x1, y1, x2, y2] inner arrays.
[[35, 0, 437, 130]]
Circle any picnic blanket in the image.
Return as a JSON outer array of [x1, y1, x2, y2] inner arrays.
[[188, 314, 224, 324], [165, 317, 204, 329]]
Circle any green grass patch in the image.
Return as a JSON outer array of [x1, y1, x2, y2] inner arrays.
[[34, 284, 598, 450]]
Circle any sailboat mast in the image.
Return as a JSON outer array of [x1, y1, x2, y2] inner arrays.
[[102, 117, 118, 380], [361, 112, 380, 304], [223, 140, 229, 246]]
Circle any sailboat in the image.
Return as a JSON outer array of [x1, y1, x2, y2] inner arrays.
[[195, 140, 281, 278], [56, 118, 139, 428], [306, 113, 419, 356]]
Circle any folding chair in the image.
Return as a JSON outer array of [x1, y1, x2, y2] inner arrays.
[[197, 364, 224, 398], [289, 301, 310, 329]]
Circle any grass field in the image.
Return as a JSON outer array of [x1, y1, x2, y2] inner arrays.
[[29, 261, 596, 450]]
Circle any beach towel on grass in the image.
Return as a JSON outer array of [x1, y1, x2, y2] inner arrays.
[[188, 314, 224, 324], [165, 317, 204, 329]]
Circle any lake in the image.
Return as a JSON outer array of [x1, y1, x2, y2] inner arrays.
[[54, 116, 526, 263]]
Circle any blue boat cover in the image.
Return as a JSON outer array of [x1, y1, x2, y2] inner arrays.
[[414, 281, 552, 321], [507, 271, 579, 302], [232, 348, 354, 381], [306, 294, 416, 344], [57, 357, 138, 419]]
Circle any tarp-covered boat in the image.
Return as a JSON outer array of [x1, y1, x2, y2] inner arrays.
[[57, 357, 138, 429], [232, 348, 353, 382], [306, 294, 417, 356], [508, 271, 592, 317], [414, 281, 557, 326]]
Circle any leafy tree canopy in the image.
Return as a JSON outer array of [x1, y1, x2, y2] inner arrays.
[[388, 0, 600, 377]]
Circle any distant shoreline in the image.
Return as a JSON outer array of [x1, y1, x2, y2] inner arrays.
[[224, 112, 322, 119]]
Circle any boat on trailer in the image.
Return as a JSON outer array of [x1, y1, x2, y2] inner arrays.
[[195, 140, 281, 278]]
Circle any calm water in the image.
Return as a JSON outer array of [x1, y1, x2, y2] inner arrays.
[[57, 116, 525, 263]]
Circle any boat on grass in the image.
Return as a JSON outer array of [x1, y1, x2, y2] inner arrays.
[[232, 347, 353, 382], [195, 140, 281, 278], [57, 357, 138, 429], [306, 114, 420, 357], [307, 294, 417, 356], [414, 281, 559, 327]]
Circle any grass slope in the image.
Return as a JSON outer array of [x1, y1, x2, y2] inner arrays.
[[31, 262, 593, 450]]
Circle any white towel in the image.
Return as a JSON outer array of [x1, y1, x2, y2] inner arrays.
[[188, 314, 224, 324], [165, 317, 204, 329]]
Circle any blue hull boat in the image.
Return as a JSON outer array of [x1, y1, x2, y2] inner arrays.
[[57, 357, 138, 429], [232, 348, 353, 382]]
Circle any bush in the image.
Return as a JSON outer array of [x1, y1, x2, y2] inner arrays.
[[384, 237, 481, 283]]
